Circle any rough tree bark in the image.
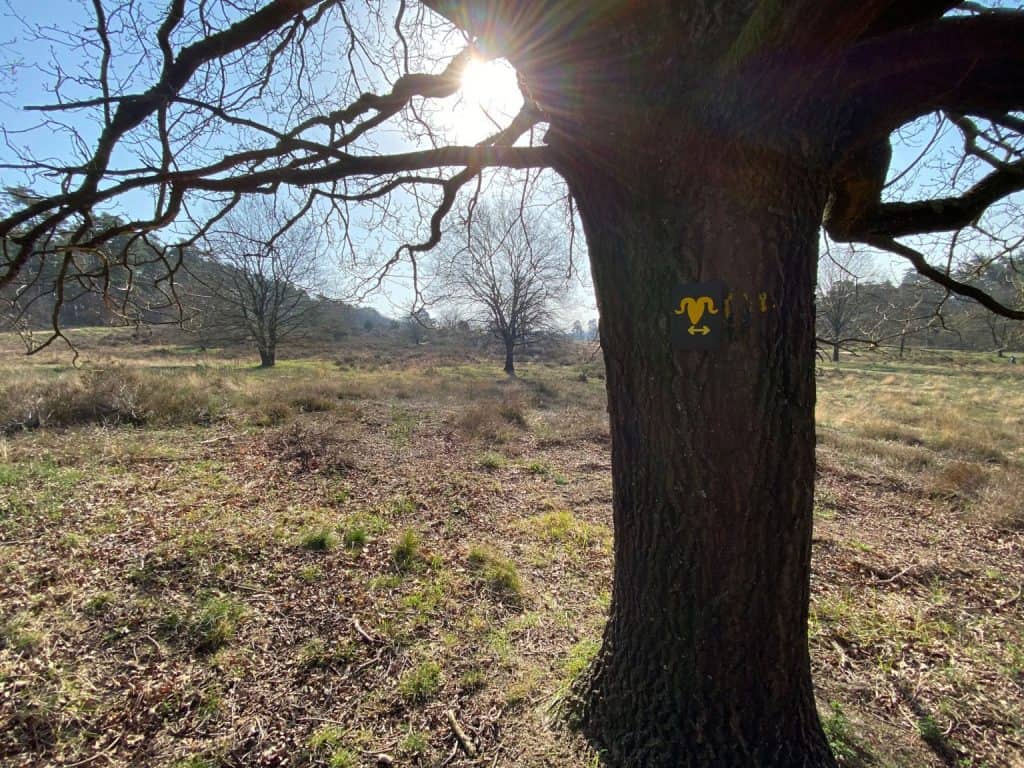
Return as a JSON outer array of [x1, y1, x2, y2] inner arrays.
[[508, 4, 843, 761], [258, 347, 276, 368], [503, 337, 516, 376], [558, 135, 833, 765]]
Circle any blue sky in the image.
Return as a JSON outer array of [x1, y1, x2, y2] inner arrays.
[[0, 0, 600, 322], [1, 0, 1013, 322]]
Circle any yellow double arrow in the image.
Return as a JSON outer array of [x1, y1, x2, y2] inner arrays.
[[674, 296, 719, 335]]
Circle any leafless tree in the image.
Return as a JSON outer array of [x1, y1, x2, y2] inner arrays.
[[192, 197, 323, 367], [438, 203, 568, 375], [956, 255, 1024, 354], [816, 246, 879, 361], [4, 2, 1024, 763], [886, 274, 945, 358], [437, 305, 466, 332]]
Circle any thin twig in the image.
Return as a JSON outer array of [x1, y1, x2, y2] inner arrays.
[[995, 585, 1022, 609], [446, 709, 477, 757], [353, 617, 377, 644], [875, 563, 918, 585]]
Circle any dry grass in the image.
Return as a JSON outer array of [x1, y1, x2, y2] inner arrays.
[[929, 460, 988, 501], [1, 336, 1021, 767], [0, 365, 221, 432], [261, 421, 358, 475], [974, 467, 1024, 530]]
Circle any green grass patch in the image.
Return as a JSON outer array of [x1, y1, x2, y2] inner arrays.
[[83, 592, 116, 616], [392, 529, 423, 573], [342, 526, 368, 549], [459, 666, 487, 693], [0, 614, 44, 654], [563, 637, 600, 682], [390, 495, 417, 516], [195, 595, 247, 651], [467, 545, 524, 605], [478, 451, 506, 470], [399, 727, 431, 757], [297, 638, 358, 669], [820, 701, 859, 763], [522, 510, 605, 549], [398, 660, 442, 703], [300, 526, 340, 551]]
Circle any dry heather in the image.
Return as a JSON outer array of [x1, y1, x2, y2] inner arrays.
[[0, 336, 1021, 767]]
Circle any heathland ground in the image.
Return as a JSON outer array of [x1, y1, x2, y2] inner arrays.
[[1, 330, 1022, 767]]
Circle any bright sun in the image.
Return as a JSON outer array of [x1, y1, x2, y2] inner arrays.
[[453, 56, 523, 142]]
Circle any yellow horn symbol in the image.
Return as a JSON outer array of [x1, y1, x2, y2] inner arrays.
[[674, 296, 719, 332]]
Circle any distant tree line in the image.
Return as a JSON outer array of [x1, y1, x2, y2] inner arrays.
[[0, 190, 399, 364], [817, 250, 1023, 360], [1, 190, 580, 368]]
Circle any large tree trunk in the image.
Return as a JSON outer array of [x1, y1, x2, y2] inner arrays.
[[562, 142, 836, 766], [258, 347, 276, 368], [832, 342, 840, 362], [503, 338, 515, 376]]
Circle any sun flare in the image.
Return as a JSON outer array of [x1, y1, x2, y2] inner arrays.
[[453, 56, 523, 142]]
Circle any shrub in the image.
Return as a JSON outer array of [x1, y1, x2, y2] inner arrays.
[[931, 460, 987, 501], [457, 402, 514, 442], [499, 390, 529, 427], [975, 469, 1024, 530], [0, 366, 218, 432], [289, 384, 337, 413], [136, 373, 221, 426], [263, 423, 357, 475], [252, 401, 291, 426]]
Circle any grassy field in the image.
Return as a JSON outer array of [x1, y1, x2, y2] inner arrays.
[[1, 331, 1022, 767]]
